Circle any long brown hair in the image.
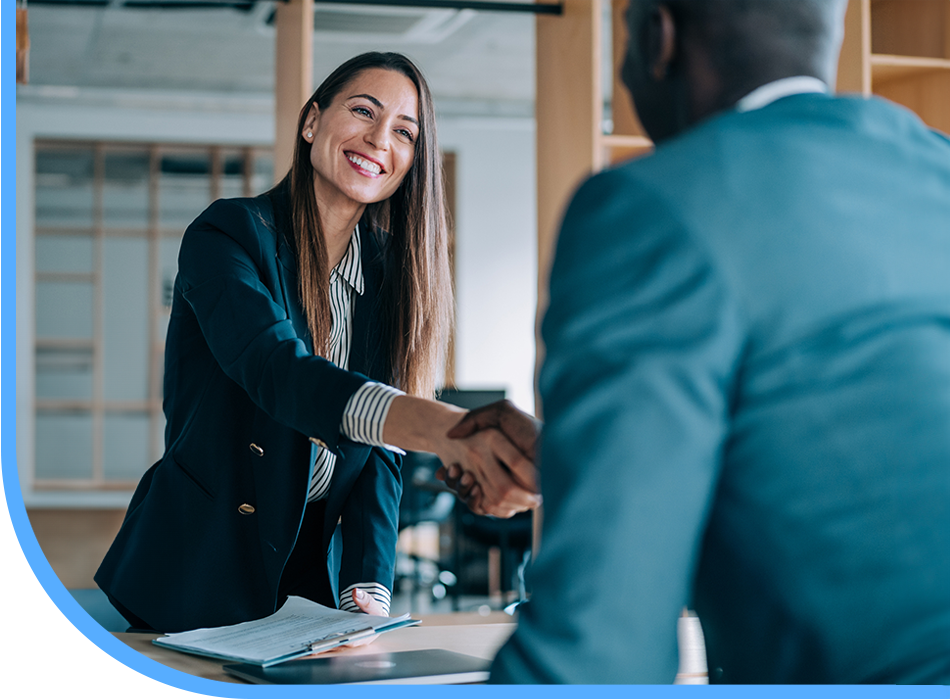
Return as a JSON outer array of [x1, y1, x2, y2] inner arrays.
[[274, 52, 452, 398]]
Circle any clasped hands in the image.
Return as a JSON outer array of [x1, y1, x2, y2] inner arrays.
[[436, 400, 542, 518], [383, 395, 542, 519]]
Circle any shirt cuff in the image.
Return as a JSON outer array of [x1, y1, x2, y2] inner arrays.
[[339, 582, 392, 616], [341, 382, 406, 454]]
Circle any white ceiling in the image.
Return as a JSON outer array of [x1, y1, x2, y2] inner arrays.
[[24, 2, 539, 114]]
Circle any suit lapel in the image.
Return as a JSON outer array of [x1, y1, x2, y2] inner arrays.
[[349, 224, 387, 380], [270, 189, 314, 356], [322, 224, 388, 541]]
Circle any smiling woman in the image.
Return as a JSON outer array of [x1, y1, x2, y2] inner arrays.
[[285, 54, 447, 400], [93, 52, 541, 637]]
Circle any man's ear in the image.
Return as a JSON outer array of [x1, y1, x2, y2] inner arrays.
[[302, 102, 319, 142], [648, 4, 677, 81]]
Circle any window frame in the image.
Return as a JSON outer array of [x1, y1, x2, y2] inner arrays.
[[32, 139, 273, 491]]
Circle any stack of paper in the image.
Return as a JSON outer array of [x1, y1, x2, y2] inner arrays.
[[153, 596, 419, 667]]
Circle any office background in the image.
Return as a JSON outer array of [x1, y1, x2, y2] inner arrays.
[[10, 0, 950, 683]]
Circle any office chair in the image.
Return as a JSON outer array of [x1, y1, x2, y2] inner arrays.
[[396, 450, 458, 605], [430, 388, 534, 609]]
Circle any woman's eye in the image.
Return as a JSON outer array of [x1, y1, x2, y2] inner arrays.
[[397, 129, 415, 142], [353, 106, 372, 117]]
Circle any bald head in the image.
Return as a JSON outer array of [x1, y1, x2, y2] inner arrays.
[[622, 0, 848, 142]]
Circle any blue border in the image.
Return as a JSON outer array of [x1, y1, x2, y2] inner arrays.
[[0, 8, 950, 700]]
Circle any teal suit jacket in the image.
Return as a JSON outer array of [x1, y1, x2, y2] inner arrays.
[[96, 185, 402, 632], [492, 94, 950, 684]]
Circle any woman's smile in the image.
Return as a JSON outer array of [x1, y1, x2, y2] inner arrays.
[[345, 151, 385, 177]]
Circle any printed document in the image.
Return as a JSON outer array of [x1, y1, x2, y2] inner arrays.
[[153, 596, 418, 666]]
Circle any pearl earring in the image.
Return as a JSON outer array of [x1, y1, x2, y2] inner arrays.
[[306, 132, 313, 139]]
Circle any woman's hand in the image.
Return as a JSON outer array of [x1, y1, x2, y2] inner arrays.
[[330, 588, 384, 649], [351, 587, 387, 617], [383, 396, 541, 518]]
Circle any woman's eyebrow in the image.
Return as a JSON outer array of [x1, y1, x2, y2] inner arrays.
[[348, 93, 419, 126], [348, 93, 384, 109]]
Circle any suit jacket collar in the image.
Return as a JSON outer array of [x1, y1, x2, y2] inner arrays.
[[349, 224, 389, 381]]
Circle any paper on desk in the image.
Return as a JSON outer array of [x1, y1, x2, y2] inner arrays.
[[153, 596, 416, 666]]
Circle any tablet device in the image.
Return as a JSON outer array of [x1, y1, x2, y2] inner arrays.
[[224, 648, 491, 685]]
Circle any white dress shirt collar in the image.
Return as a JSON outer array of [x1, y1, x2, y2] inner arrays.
[[330, 225, 364, 296], [735, 76, 828, 113]]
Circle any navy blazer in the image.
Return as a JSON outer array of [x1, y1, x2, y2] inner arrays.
[[96, 185, 402, 633]]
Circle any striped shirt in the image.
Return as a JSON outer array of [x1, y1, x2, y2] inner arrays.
[[307, 225, 404, 615]]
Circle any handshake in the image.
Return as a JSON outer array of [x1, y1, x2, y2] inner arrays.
[[437, 400, 543, 518]]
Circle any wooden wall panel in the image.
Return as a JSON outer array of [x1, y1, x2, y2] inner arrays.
[[536, 0, 602, 307], [839, 0, 872, 94]]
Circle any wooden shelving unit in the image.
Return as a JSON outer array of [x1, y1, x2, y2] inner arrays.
[[535, 0, 652, 305], [539, 0, 949, 307], [839, 0, 950, 133], [871, 54, 950, 82]]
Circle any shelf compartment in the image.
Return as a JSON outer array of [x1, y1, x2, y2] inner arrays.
[[871, 0, 950, 60], [874, 68, 950, 134], [871, 53, 950, 83]]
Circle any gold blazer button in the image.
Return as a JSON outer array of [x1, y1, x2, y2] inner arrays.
[[238, 503, 256, 515], [249, 443, 264, 457]]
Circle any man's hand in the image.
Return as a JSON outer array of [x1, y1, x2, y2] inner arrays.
[[437, 463, 483, 512], [437, 400, 543, 517], [438, 427, 541, 517], [446, 399, 542, 460]]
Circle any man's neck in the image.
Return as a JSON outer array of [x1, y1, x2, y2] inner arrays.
[[687, 41, 833, 123]]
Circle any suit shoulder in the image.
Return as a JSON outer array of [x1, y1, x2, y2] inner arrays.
[[566, 149, 689, 229], [596, 125, 725, 198], [192, 193, 276, 233], [183, 193, 279, 254]]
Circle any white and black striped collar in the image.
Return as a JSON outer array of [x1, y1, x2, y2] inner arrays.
[[330, 225, 364, 296]]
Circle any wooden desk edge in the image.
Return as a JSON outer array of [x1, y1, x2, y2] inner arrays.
[[113, 620, 517, 686]]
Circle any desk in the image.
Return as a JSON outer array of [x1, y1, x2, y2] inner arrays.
[[114, 618, 516, 685]]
